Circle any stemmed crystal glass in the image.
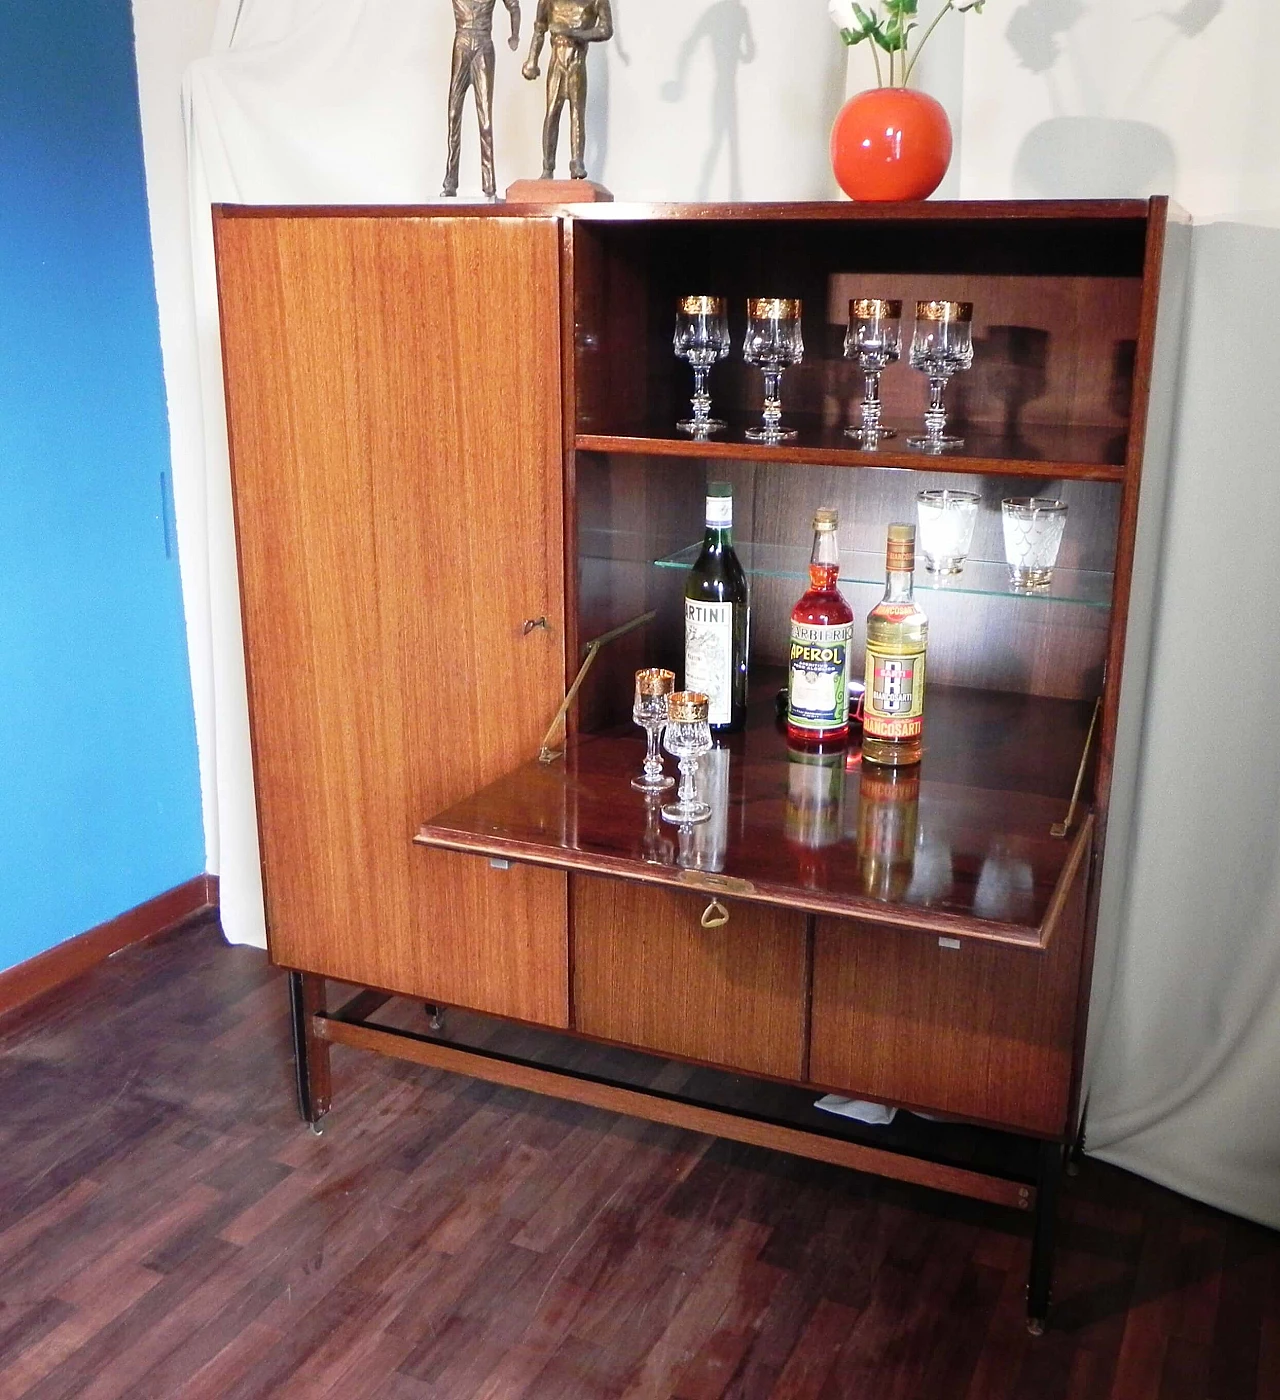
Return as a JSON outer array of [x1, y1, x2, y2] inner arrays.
[[907, 300, 974, 453], [631, 668, 675, 793], [743, 298, 803, 442], [843, 298, 902, 444], [674, 296, 732, 434], [660, 692, 714, 825]]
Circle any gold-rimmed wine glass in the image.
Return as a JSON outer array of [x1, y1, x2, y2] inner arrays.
[[843, 298, 902, 444], [674, 296, 731, 435], [632, 668, 675, 792], [661, 692, 714, 824], [907, 300, 974, 453], [743, 298, 803, 442]]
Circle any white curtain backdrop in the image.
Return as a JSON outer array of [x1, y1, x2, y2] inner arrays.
[[959, 0, 1280, 1233], [138, 0, 1280, 1229]]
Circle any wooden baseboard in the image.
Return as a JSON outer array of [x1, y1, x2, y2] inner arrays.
[[0, 874, 218, 1021]]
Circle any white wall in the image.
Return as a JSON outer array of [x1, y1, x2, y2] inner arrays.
[[132, 0, 225, 877]]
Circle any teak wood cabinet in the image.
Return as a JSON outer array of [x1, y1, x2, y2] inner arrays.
[[213, 200, 1190, 1331]]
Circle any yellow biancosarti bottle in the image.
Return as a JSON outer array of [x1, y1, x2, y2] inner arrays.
[[861, 523, 928, 767]]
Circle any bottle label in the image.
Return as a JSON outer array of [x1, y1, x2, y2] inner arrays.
[[685, 599, 734, 726], [863, 646, 926, 740], [787, 621, 852, 731], [705, 495, 732, 528]]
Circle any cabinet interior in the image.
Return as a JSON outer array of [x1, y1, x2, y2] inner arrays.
[[571, 213, 1148, 473]]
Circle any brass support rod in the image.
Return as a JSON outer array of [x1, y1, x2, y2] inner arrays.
[[538, 609, 657, 763], [1052, 697, 1102, 839]]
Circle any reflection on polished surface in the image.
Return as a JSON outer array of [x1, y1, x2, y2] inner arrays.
[[640, 792, 675, 866], [784, 743, 846, 850], [418, 671, 1095, 943], [974, 841, 1037, 925], [784, 742, 847, 889], [678, 747, 731, 872], [857, 762, 920, 904]]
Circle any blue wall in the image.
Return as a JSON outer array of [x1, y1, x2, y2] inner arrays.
[[0, 1, 204, 972]]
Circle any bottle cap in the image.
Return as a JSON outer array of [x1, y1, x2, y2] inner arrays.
[[886, 522, 915, 571], [813, 507, 838, 532], [706, 483, 732, 527]]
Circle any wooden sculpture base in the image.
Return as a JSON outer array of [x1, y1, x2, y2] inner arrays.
[[505, 178, 614, 204]]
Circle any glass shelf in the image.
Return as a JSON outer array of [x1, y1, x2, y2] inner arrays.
[[651, 541, 1113, 609]]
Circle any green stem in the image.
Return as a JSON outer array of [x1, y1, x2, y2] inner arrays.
[[903, 0, 954, 87], [871, 39, 883, 87]]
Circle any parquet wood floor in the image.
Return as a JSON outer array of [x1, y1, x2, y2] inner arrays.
[[0, 915, 1275, 1399]]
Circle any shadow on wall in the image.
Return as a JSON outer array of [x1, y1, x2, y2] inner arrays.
[[1006, 0, 1087, 73], [1013, 116, 1176, 198], [1005, 0, 1225, 198], [585, 0, 630, 183], [661, 0, 757, 200], [1007, 0, 1223, 74]]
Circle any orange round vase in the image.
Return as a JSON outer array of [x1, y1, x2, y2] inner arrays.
[[830, 88, 953, 202]]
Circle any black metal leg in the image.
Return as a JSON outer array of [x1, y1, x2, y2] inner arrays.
[[1067, 1100, 1088, 1178], [288, 972, 332, 1132], [1026, 1140, 1065, 1334], [424, 1003, 446, 1032]]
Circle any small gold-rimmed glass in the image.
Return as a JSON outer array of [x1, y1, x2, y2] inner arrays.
[[844, 298, 902, 445], [661, 691, 714, 824], [743, 297, 803, 442], [674, 296, 731, 435], [907, 300, 974, 453], [632, 668, 675, 792]]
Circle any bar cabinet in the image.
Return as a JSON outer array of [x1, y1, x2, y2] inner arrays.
[[213, 199, 1189, 1331]]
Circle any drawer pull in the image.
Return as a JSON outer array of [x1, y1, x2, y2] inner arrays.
[[700, 898, 730, 929]]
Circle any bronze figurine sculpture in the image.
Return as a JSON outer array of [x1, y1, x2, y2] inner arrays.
[[521, 0, 613, 181], [443, 0, 521, 199]]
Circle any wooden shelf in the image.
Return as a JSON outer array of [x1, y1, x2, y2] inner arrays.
[[576, 417, 1127, 481], [417, 679, 1096, 950]]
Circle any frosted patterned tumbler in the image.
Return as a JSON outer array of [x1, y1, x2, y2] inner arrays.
[[1002, 497, 1068, 589], [916, 489, 980, 575]]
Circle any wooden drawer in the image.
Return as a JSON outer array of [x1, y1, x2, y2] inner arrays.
[[809, 844, 1089, 1136], [572, 876, 808, 1080]]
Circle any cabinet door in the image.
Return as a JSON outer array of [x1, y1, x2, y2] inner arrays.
[[810, 854, 1088, 1136], [216, 212, 568, 1025], [572, 877, 808, 1079]]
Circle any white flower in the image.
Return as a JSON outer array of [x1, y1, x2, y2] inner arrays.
[[829, 0, 860, 32]]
